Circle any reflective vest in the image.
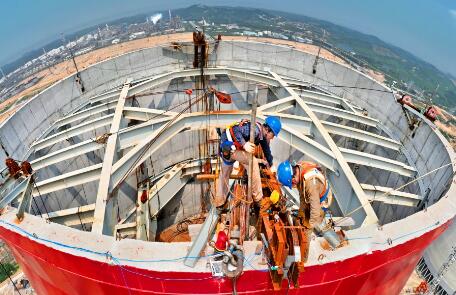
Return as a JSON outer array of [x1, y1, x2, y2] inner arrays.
[[297, 162, 331, 208], [225, 120, 263, 151]]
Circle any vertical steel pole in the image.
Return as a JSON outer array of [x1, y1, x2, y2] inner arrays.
[[247, 86, 258, 203]]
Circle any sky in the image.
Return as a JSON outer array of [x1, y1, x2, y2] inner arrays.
[[0, 0, 455, 76]]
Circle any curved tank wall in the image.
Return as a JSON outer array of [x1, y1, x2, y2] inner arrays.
[[0, 39, 454, 292]]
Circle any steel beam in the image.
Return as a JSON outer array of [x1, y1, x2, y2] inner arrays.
[[30, 117, 170, 171], [0, 178, 29, 209], [110, 111, 338, 189], [32, 114, 114, 152], [116, 158, 218, 228], [340, 148, 416, 177], [136, 185, 149, 241], [31, 140, 103, 171], [323, 121, 401, 151], [90, 67, 280, 105], [266, 115, 337, 172], [46, 204, 95, 227], [110, 112, 251, 188], [54, 100, 117, 128], [34, 163, 102, 196], [361, 184, 422, 207], [257, 96, 295, 113], [270, 71, 378, 226], [263, 111, 400, 151], [184, 206, 219, 268], [115, 222, 137, 237], [306, 101, 378, 127], [298, 90, 345, 106], [88, 86, 123, 105], [92, 79, 131, 235], [262, 112, 313, 136], [16, 176, 34, 220], [123, 107, 177, 122], [148, 162, 191, 218]]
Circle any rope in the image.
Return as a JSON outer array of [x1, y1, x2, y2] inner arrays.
[[334, 162, 455, 227]]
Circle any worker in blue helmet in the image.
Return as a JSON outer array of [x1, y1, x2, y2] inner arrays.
[[277, 160, 333, 229], [214, 116, 282, 208]]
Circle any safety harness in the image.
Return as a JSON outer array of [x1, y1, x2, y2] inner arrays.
[[220, 120, 263, 165], [297, 163, 331, 210]]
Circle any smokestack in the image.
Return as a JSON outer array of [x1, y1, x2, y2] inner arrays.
[[150, 13, 162, 25], [0, 67, 6, 80]]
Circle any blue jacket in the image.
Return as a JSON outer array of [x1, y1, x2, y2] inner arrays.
[[221, 121, 273, 166]]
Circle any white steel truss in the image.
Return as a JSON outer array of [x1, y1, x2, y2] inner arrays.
[[1, 67, 425, 234]]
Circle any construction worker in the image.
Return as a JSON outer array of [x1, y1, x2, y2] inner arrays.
[[276, 160, 332, 230], [214, 116, 282, 208]]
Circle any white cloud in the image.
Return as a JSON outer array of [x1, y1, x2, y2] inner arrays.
[[450, 9, 456, 18]]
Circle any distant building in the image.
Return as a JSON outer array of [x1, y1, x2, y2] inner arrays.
[[242, 31, 257, 37], [112, 39, 120, 44], [129, 31, 146, 40]]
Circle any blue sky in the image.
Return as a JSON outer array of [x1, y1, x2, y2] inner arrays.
[[1, 0, 455, 76]]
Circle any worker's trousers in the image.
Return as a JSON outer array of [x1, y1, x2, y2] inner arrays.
[[213, 150, 263, 207]]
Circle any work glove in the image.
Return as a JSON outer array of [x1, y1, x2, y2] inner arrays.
[[243, 142, 255, 153]]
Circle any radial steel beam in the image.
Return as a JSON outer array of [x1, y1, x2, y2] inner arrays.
[[88, 86, 124, 105], [32, 114, 114, 152], [117, 117, 172, 149], [54, 100, 117, 129], [262, 112, 313, 136], [92, 79, 131, 235], [298, 90, 345, 107], [340, 148, 416, 177], [30, 116, 171, 171], [34, 163, 102, 196], [257, 96, 296, 113], [270, 71, 378, 226], [90, 67, 280, 104], [46, 204, 95, 227], [263, 112, 401, 151], [110, 112, 249, 189], [31, 139, 103, 171], [323, 121, 401, 151], [110, 111, 338, 190], [360, 184, 422, 207], [306, 101, 378, 127], [123, 107, 177, 122]]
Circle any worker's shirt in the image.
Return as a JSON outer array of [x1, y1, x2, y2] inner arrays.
[[296, 164, 327, 229], [302, 176, 326, 229], [221, 122, 273, 166]]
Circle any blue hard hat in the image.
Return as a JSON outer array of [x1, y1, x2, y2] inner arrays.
[[277, 160, 293, 188], [265, 116, 282, 136]]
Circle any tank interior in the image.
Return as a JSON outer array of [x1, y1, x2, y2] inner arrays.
[[2, 73, 427, 239], [0, 41, 452, 245]]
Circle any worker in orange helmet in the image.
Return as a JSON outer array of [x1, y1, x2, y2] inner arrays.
[[277, 160, 333, 229]]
